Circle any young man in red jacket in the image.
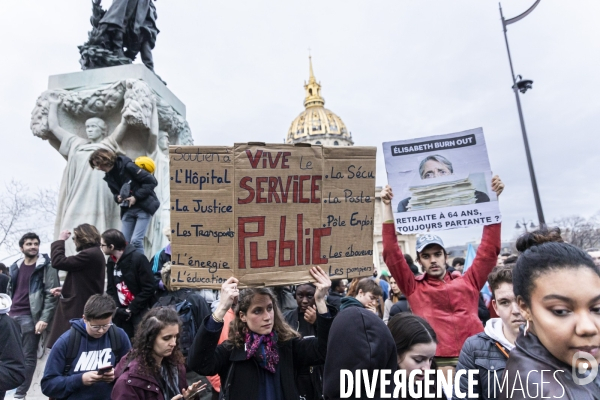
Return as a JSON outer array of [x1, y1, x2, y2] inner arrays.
[[380, 176, 504, 373]]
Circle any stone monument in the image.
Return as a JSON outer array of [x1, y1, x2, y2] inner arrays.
[[30, 0, 191, 257]]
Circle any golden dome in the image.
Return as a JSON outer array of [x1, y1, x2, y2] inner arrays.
[[286, 57, 353, 146]]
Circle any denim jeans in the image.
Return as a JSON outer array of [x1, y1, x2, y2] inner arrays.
[[11, 314, 40, 398], [121, 207, 152, 254]]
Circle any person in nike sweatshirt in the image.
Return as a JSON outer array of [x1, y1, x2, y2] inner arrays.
[[453, 264, 523, 400], [41, 294, 131, 400]]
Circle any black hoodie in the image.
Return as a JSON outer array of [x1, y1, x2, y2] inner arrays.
[[0, 313, 26, 393], [323, 306, 397, 399]]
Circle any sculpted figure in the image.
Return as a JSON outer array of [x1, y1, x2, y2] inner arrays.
[[47, 92, 126, 254], [99, 0, 159, 73], [146, 129, 170, 255]]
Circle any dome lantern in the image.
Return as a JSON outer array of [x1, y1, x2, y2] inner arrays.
[[286, 57, 354, 146]]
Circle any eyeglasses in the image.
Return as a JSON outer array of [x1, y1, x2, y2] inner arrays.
[[296, 295, 314, 300], [88, 323, 113, 331], [100, 243, 107, 248]]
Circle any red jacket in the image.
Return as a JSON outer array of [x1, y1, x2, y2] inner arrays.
[[111, 356, 187, 400], [382, 222, 501, 357]]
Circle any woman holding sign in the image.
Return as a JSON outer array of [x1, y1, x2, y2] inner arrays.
[[188, 266, 333, 400]]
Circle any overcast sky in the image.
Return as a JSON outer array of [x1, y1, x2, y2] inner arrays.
[[0, 0, 598, 251]]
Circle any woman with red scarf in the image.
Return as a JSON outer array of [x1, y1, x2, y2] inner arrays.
[[188, 267, 333, 400]]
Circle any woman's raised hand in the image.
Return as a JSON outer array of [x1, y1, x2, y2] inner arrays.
[[215, 276, 239, 320], [310, 266, 331, 314], [380, 185, 393, 205]]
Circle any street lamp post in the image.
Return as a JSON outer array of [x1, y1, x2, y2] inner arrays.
[[499, 1, 546, 227], [515, 218, 537, 233]]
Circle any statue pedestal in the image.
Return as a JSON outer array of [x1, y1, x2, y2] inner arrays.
[[31, 64, 191, 258], [48, 64, 185, 117]]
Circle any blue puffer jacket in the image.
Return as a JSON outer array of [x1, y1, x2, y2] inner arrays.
[[453, 331, 509, 400]]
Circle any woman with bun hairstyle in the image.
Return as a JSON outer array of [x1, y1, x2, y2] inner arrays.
[[499, 228, 600, 399], [388, 314, 447, 400], [187, 266, 333, 400]]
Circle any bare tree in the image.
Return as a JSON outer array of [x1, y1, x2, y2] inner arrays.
[[0, 180, 35, 251], [0, 180, 58, 254], [553, 215, 600, 250]]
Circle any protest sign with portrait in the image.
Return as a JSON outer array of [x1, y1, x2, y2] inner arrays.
[[383, 127, 501, 234]]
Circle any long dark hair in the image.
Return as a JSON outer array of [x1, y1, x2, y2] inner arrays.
[[388, 314, 443, 400], [388, 313, 437, 357], [514, 227, 599, 306], [127, 307, 184, 375], [227, 287, 299, 348]]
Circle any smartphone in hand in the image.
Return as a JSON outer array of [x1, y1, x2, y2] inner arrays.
[[97, 365, 113, 375]]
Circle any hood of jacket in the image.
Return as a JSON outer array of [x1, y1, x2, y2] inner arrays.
[[10, 252, 51, 271], [339, 296, 365, 310], [324, 307, 397, 399], [115, 244, 138, 266], [484, 317, 515, 351], [41, 318, 130, 400]]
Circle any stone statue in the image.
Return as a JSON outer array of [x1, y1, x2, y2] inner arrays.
[[79, 0, 163, 82], [145, 129, 170, 255], [46, 92, 126, 254], [31, 78, 191, 256]]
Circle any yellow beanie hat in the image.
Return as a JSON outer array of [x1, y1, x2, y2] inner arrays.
[[135, 156, 156, 174]]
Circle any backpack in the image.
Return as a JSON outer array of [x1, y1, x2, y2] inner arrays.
[[153, 294, 196, 357], [63, 325, 122, 375]]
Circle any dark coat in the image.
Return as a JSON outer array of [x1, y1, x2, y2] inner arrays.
[[453, 332, 508, 400], [0, 274, 8, 294], [103, 155, 160, 218], [0, 314, 26, 392], [283, 305, 338, 400], [112, 357, 187, 400], [106, 244, 155, 315], [188, 313, 333, 400], [323, 306, 397, 400], [327, 290, 344, 310], [47, 240, 106, 348], [499, 330, 600, 400], [388, 295, 410, 318]]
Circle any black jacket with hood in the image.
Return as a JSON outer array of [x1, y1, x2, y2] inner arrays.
[[0, 296, 26, 393], [103, 155, 159, 218], [106, 244, 155, 315], [323, 297, 397, 400]]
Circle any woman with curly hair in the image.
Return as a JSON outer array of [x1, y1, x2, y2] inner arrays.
[[112, 307, 205, 400], [188, 266, 333, 400]]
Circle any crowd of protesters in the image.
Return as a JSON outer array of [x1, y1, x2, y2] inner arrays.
[[1, 169, 600, 400]]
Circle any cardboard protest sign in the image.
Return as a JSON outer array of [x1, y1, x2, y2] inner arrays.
[[383, 128, 501, 234], [169, 144, 376, 288]]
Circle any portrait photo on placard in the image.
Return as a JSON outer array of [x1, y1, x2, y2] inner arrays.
[[383, 128, 501, 233]]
